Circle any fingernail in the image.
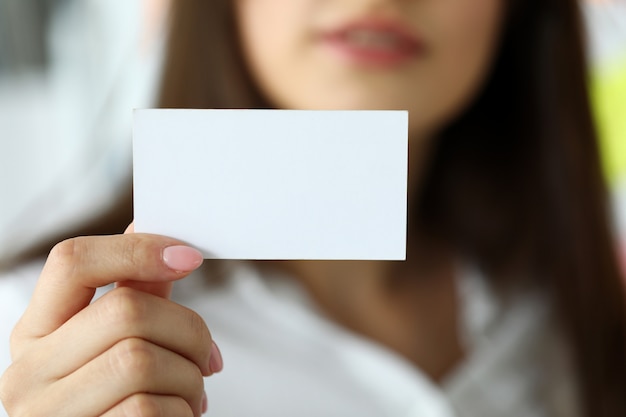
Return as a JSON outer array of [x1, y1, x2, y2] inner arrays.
[[162, 246, 203, 272], [209, 340, 223, 374], [202, 391, 208, 414]]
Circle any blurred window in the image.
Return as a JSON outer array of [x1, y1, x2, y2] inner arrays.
[[0, 0, 68, 75]]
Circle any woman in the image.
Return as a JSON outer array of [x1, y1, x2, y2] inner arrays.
[[1, 0, 625, 416]]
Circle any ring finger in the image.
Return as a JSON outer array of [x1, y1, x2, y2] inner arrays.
[[44, 338, 205, 417]]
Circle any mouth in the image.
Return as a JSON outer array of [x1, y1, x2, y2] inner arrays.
[[319, 18, 425, 68]]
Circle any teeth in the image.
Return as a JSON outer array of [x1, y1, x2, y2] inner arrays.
[[344, 30, 401, 49]]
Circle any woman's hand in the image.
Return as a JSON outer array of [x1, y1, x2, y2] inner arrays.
[[0, 232, 221, 417]]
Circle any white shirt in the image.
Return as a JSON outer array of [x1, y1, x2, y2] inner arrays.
[[0, 259, 579, 417]]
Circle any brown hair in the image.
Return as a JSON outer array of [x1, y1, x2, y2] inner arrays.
[[22, 0, 623, 415], [158, 1, 626, 415]]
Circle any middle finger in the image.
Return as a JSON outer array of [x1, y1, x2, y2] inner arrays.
[[46, 338, 206, 417], [29, 287, 214, 379]]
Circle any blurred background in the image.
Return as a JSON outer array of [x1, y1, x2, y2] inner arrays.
[[0, 0, 624, 272], [0, 0, 168, 263]]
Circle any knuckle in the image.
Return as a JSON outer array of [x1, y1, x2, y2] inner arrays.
[[109, 338, 159, 383], [0, 367, 14, 411], [182, 355, 205, 395], [101, 287, 147, 328], [49, 238, 77, 262], [122, 238, 141, 269], [8, 325, 22, 356], [121, 235, 154, 272], [186, 311, 213, 368], [48, 237, 88, 278], [0, 363, 27, 417], [8, 320, 34, 356], [123, 394, 163, 417], [123, 395, 193, 417], [186, 308, 211, 346], [188, 359, 205, 389]]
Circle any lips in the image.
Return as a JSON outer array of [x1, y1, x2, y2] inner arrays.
[[319, 18, 424, 67]]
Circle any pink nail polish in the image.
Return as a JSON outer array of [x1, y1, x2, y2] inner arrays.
[[209, 340, 224, 374], [162, 246, 203, 272]]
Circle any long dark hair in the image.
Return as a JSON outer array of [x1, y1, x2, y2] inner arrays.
[[141, 0, 625, 415]]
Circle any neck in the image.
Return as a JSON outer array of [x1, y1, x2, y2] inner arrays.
[[262, 133, 465, 380], [274, 246, 463, 381]]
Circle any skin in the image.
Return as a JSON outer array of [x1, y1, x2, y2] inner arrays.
[[0, 0, 504, 415], [236, 0, 504, 142], [0, 229, 216, 417], [238, 0, 504, 378]]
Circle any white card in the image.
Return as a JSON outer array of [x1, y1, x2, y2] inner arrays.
[[133, 109, 407, 260]]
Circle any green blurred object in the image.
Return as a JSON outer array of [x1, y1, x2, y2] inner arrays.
[[592, 53, 626, 185]]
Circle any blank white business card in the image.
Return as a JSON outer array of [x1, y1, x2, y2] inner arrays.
[[133, 109, 407, 260]]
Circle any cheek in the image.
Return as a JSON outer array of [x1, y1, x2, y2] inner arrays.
[[237, 1, 292, 65], [236, 0, 312, 107], [425, 1, 504, 117], [380, 0, 503, 138]]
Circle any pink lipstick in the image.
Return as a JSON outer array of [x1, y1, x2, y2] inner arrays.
[[319, 18, 424, 68]]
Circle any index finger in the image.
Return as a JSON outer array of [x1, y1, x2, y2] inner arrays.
[[14, 233, 203, 344]]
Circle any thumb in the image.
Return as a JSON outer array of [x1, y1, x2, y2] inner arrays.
[[116, 221, 175, 299]]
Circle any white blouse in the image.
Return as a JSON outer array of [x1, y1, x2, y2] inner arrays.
[[0, 260, 579, 417]]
